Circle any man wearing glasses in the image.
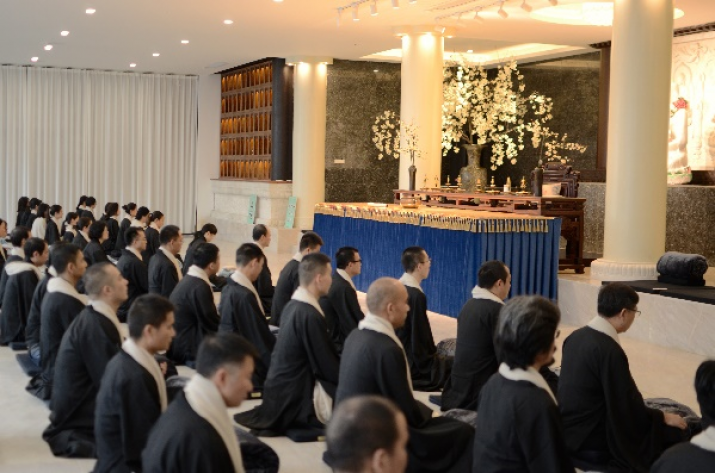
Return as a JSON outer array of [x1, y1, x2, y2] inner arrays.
[[319, 246, 364, 354], [558, 282, 688, 473]]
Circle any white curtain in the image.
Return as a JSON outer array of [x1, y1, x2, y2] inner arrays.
[[0, 66, 198, 231]]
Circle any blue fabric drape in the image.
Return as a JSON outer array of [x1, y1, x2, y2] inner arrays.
[[314, 214, 561, 318]]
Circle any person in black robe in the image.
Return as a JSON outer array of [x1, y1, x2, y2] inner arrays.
[[43, 262, 128, 458], [26, 265, 55, 364], [181, 223, 217, 276], [0, 219, 8, 283], [143, 333, 258, 473], [0, 225, 31, 308], [473, 296, 573, 473], [252, 224, 274, 315], [336, 277, 474, 473], [397, 247, 450, 391], [15, 196, 29, 228], [652, 360, 715, 473], [116, 227, 148, 322], [148, 225, 183, 297], [62, 212, 79, 243], [0, 237, 47, 345], [235, 253, 340, 435], [115, 203, 137, 254], [26, 243, 89, 400], [219, 243, 276, 389], [81, 196, 97, 223], [270, 231, 323, 326], [84, 221, 110, 267], [24, 197, 42, 229], [100, 202, 120, 255], [441, 260, 511, 411], [559, 283, 688, 473], [319, 246, 364, 353], [143, 211, 163, 261], [72, 217, 92, 250], [46, 205, 64, 246], [168, 242, 221, 366], [76, 195, 88, 215], [94, 294, 175, 473]]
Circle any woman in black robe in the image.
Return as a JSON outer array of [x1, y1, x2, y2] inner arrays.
[[100, 202, 120, 255], [62, 212, 79, 243], [144, 210, 164, 261], [16, 196, 29, 228], [84, 221, 109, 267], [46, 205, 64, 246], [0, 218, 8, 276], [115, 202, 137, 253], [182, 223, 217, 275]]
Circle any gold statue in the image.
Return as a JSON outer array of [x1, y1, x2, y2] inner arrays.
[[456, 175, 462, 187], [490, 176, 496, 187], [520, 176, 527, 190], [445, 175, 451, 186], [434, 175, 439, 188]]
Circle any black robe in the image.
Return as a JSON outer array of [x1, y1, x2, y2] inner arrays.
[[84, 240, 109, 267], [559, 326, 672, 472], [218, 278, 276, 387], [102, 218, 119, 255], [337, 328, 474, 473], [144, 226, 160, 261], [319, 272, 364, 353], [168, 275, 219, 365], [115, 218, 131, 252], [43, 307, 122, 458], [116, 250, 148, 322], [396, 285, 450, 391], [25, 272, 52, 350], [26, 212, 38, 229], [0, 246, 6, 277], [94, 351, 162, 473], [254, 259, 274, 316], [270, 258, 299, 326], [81, 209, 96, 223], [27, 291, 87, 400], [148, 250, 180, 298], [181, 236, 205, 276], [142, 392, 233, 473], [234, 299, 340, 434], [0, 266, 40, 344], [651, 440, 715, 473], [473, 373, 574, 472], [46, 219, 62, 245], [62, 229, 76, 243], [73, 232, 89, 250], [441, 298, 502, 411], [0, 254, 22, 309]]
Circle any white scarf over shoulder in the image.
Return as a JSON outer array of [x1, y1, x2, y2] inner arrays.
[[291, 286, 324, 316], [159, 247, 183, 282], [471, 286, 505, 305], [231, 270, 264, 316], [691, 426, 715, 453], [336, 269, 356, 291], [187, 265, 212, 289], [5, 261, 44, 280], [359, 313, 413, 391], [47, 276, 88, 305], [587, 316, 620, 345], [498, 362, 557, 405], [90, 299, 125, 341], [125, 246, 144, 262], [122, 338, 167, 411], [185, 375, 245, 473], [399, 273, 423, 293]]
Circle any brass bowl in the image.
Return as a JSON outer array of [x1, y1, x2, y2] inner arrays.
[[400, 198, 421, 209]]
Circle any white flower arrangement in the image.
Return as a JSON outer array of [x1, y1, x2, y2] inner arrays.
[[372, 111, 421, 164], [537, 128, 588, 164]]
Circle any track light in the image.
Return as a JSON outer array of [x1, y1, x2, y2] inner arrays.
[[370, 0, 378, 16], [409, 0, 417, 3], [498, 2, 508, 18], [520, 1, 532, 13], [352, 4, 360, 21], [473, 7, 484, 22], [391, 0, 399, 9], [336, 7, 342, 26]]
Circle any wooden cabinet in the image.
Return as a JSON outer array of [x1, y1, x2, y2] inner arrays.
[[219, 58, 292, 181]]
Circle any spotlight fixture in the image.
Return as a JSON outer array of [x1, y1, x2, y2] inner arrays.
[[549, 0, 558, 5], [336, 8, 343, 26], [370, 1, 378, 16], [520, 1, 532, 13], [223, 19, 234, 25], [391, 0, 399, 9], [352, 4, 360, 21], [181, 40, 189, 44], [435, 25, 446, 33], [373, 69, 379, 72], [31, 57, 38, 62], [130, 63, 137, 68], [44, 44, 53, 51], [60, 31, 70, 36], [473, 7, 484, 22], [498, 2, 508, 18], [85, 8, 96, 14], [153, 53, 160, 57], [273, 0, 284, 2], [467, 49, 473, 53]]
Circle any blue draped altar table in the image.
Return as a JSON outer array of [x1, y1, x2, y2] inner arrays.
[[313, 203, 562, 318]]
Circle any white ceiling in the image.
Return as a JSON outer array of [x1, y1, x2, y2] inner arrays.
[[0, 0, 712, 75]]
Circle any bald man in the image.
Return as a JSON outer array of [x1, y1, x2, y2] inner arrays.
[[336, 278, 474, 473]]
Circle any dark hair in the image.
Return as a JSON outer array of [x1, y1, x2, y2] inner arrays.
[[83, 262, 116, 297], [122, 202, 137, 214], [192, 242, 220, 269], [86, 196, 97, 207], [17, 196, 29, 213], [326, 396, 403, 472], [336, 247, 359, 270], [51, 242, 82, 274], [401, 246, 425, 273], [125, 227, 145, 246], [88, 221, 107, 241], [495, 296, 560, 369], [193, 223, 218, 240], [65, 212, 78, 223], [148, 210, 164, 224], [196, 332, 258, 378], [128, 294, 175, 340], [299, 253, 331, 286], [10, 226, 31, 247], [104, 202, 119, 220], [597, 283, 639, 318], [252, 224, 268, 241], [77, 217, 92, 231], [695, 360, 715, 426], [236, 243, 264, 267], [49, 205, 62, 217], [37, 203, 50, 219], [159, 225, 181, 245], [77, 195, 87, 208], [135, 206, 151, 220], [299, 231, 323, 252], [24, 237, 47, 262], [0, 218, 5, 229], [478, 260, 509, 289], [29, 197, 42, 209]]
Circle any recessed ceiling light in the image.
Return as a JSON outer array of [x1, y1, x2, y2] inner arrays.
[[373, 69, 379, 72], [31, 57, 39, 62], [467, 49, 473, 53], [223, 19, 234, 25], [152, 53, 160, 57], [130, 63, 137, 68], [274, 0, 283, 2], [60, 31, 70, 37], [85, 8, 96, 14], [181, 40, 189, 44], [44, 44, 53, 51]]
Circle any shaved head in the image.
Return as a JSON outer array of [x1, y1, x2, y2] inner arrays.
[[367, 278, 405, 315]]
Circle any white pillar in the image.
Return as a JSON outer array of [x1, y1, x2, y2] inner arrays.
[[195, 74, 221, 230], [399, 27, 445, 189], [591, 0, 673, 281], [287, 57, 332, 230]]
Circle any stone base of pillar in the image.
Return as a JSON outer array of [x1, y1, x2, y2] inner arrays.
[[590, 259, 658, 281]]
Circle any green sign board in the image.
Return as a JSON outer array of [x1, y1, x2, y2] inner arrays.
[[246, 195, 257, 224], [285, 196, 297, 229]]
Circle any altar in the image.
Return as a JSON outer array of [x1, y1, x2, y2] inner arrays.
[[313, 203, 561, 318]]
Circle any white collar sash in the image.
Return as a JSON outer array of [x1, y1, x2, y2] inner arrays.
[[587, 316, 620, 345], [10, 247, 25, 258], [185, 375, 245, 473], [292, 251, 304, 263], [130, 219, 146, 229], [231, 270, 265, 316], [691, 426, 715, 453], [359, 313, 413, 391], [159, 247, 183, 281], [79, 230, 90, 242], [5, 261, 43, 280], [471, 285, 505, 305], [150, 222, 161, 231], [47, 277, 88, 305], [90, 299, 125, 340], [125, 246, 143, 262], [499, 362, 557, 405], [291, 286, 324, 317], [123, 338, 167, 411], [336, 269, 356, 291], [187, 265, 212, 288], [399, 273, 423, 293]]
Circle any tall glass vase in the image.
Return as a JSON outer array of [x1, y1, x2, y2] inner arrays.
[[408, 164, 417, 191], [459, 144, 488, 192]]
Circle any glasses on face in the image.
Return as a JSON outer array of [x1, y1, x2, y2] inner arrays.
[[555, 329, 561, 339], [352, 259, 362, 264], [628, 308, 641, 317], [421, 258, 432, 265]]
